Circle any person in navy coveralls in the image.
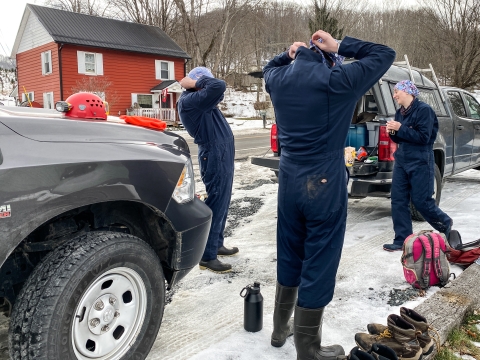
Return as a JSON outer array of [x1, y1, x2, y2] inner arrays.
[[384, 80, 452, 252], [177, 67, 239, 274], [263, 30, 395, 360]]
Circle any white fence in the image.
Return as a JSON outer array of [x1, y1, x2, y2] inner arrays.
[[127, 108, 179, 126]]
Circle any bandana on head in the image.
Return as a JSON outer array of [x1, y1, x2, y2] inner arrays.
[[394, 80, 419, 97], [188, 67, 214, 80], [309, 39, 344, 67]]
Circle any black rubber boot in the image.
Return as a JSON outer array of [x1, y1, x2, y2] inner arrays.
[[370, 344, 398, 360], [348, 346, 376, 360], [198, 258, 232, 273], [294, 305, 345, 360], [217, 245, 239, 256], [271, 282, 298, 347]]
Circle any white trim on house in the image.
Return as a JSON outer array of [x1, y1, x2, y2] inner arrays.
[[14, 9, 54, 55], [41, 50, 52, 75], [131, 93, 155, 109], [77, 51, 104, 75], [155, 60, 174, 80], [21, 92, 35, 103], [43, 92, 54, 109]]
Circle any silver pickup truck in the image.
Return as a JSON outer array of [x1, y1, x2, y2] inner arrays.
[[251, 60, 480, 220]]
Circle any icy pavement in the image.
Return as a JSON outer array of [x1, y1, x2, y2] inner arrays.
[[1, 157, 479, 360], [144, 161, 480, 360]]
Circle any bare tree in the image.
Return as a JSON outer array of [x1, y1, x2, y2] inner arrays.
[[42, 0, 480, 90], [45, 0, 109, 15], [420, 0, 480, 88], [72, 77, 121, 108], [107, 0, 179, 34]]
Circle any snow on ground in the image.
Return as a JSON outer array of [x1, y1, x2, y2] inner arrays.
[[0, 96, 15, 106], [171, 118, 273, 140], [220, 88, 259, 119], [145, 149, 480, 359]]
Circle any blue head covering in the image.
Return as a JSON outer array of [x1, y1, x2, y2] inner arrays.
[[308, 39, 344, 67], [188, 67, 214, 80], [394, 80, 419, 97]]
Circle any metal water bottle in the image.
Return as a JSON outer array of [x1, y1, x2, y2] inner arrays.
[[240, 282, 263, 332]]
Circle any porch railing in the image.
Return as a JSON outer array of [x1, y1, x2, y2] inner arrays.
[[127, 108, 179, 126]]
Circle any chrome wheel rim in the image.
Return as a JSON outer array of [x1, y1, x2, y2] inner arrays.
[[72, 267, 147, 360]]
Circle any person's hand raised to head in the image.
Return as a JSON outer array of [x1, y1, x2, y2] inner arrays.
[[180, 76, 197, 89], [311, 30, 339, 53], [288, 42, 308, 59]]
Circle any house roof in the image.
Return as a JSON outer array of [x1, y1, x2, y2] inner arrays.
[[16, 4, 190, 59], [151, 80, 177, 91]]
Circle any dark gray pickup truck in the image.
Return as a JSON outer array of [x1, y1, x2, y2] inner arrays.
[[0, 106, 212, 360], [251, 62, 480, 220]]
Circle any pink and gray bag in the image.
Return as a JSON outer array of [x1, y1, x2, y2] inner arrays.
[[401, 231, 451, 290]]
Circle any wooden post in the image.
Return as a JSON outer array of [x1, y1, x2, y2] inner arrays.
[[414, 263, 480, 359]]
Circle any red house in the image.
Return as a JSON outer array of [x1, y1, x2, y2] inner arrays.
[[11, 4, 190, 121]]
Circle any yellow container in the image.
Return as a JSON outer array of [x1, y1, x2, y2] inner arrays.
[[344, 147, 356, 167]]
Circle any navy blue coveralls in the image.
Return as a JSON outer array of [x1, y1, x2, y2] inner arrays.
[[263, 37, 395, 309], [177, 77, 235, 261], [390, 98, 451, 246]]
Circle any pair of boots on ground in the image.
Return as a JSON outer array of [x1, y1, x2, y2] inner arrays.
[[271, 283, 434, 360], [355, 307, 436, 360], [271, 282, 345, 360]]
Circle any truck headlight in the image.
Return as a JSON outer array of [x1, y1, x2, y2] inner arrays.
[[172, 159, 195, 203]]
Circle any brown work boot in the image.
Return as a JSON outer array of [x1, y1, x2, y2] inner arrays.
[[271, 282, 297, 347], [400, 308, 435, 355], [355, 314, 422, 360], [367, 308, 434, 355]]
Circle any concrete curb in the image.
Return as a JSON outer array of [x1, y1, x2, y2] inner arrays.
[[414, 263, 480, 359]]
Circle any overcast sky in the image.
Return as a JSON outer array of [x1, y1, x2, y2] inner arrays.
[[0, 0, 42, 57]]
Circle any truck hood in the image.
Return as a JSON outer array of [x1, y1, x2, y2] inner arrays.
[[0, 115, 189, 152]]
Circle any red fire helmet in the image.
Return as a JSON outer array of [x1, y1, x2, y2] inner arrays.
[[58, 92, 108, 120]]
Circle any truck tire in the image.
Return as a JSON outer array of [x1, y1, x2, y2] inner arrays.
[[9, 231, 165, 360], [410, 164, 442, 221]]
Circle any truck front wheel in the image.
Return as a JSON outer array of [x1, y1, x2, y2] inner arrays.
[[9, 231, 165, 360], [410, 164, 442, 221]]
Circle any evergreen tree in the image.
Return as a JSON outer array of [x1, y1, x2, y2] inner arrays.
[[308, 1, 344, 40]]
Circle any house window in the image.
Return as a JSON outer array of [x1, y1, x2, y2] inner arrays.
[[85, 53, 96, 73], [41, 50, 52, 75], [77, 51, 104, 75], [155, 60, 174, 80], [160, 62, 169, 79], [43, 92, 54, 109], [21, 92, 34, 103], [134, 94, 153, 108]]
